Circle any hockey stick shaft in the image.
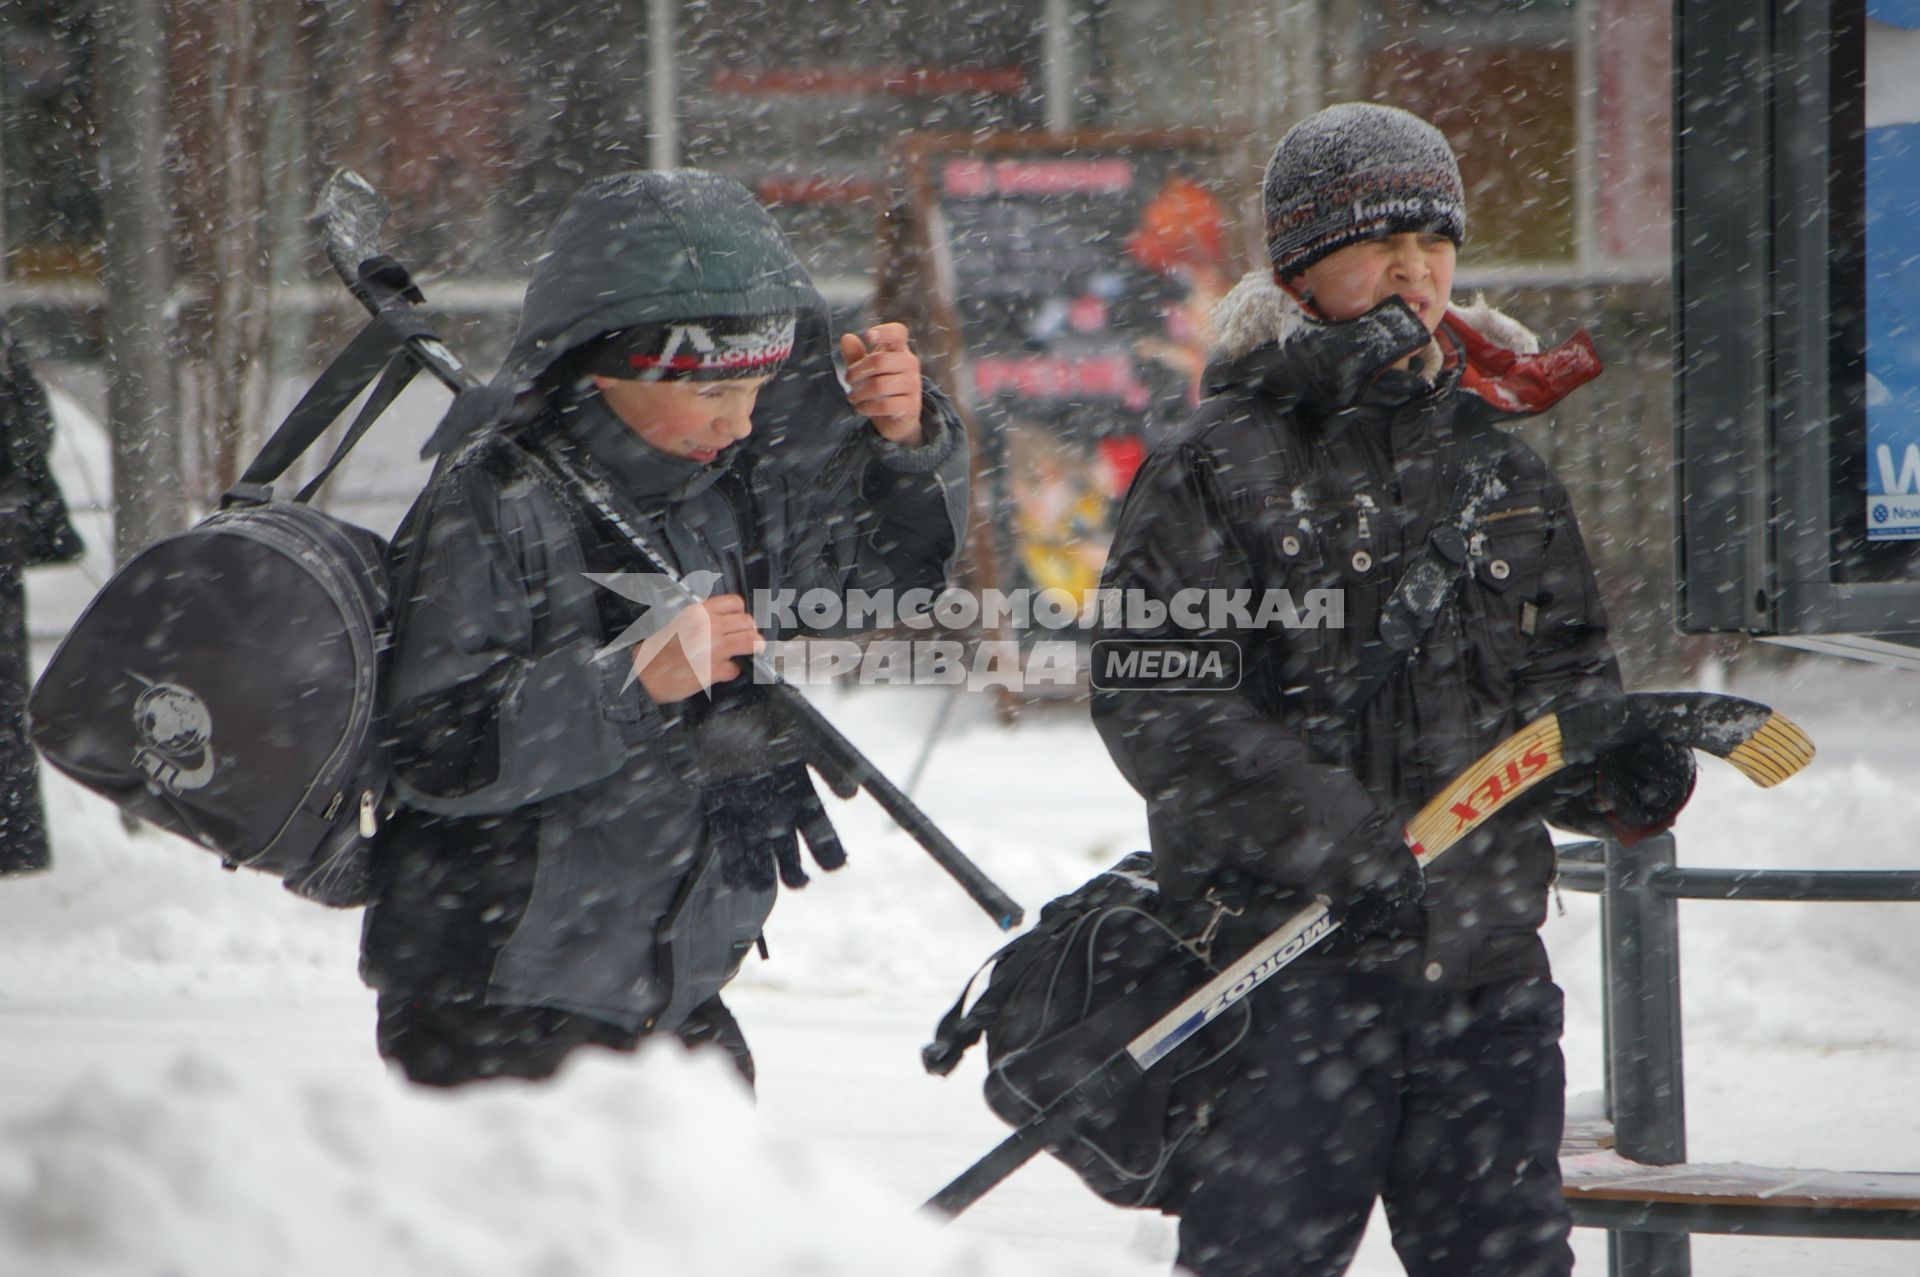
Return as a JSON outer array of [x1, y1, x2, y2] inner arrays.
[[759, 685, 1024, 929], [926, 692, 1813, 1216], [314, 170, 1024, 932]]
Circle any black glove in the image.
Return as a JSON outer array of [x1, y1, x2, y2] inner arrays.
[[1591, 738, 1697, 845], [706, 763, 847, 892], [1319, 814, 1426, 940]]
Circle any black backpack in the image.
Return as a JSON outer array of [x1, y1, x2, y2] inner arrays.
[[924, 852, 1253, 1210], [28, 310, 432, 906]]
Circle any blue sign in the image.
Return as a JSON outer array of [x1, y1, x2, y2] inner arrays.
[[1866, 12, 1920, 539]]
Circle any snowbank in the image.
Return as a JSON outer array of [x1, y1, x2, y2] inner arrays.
[[0, 1041, 1084, 1277]]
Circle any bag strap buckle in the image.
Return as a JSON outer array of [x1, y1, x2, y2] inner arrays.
[[1190, 887, 1245, 963]]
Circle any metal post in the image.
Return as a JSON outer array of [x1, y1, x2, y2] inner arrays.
[[1602, 832, 1692, 1277], [1042, 0, 1076, 133], [647, 0, 679, 170], [1573, 0, 1598, 277]]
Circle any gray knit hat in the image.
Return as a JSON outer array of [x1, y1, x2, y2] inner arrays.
[[1262, 103, 1466, 280]]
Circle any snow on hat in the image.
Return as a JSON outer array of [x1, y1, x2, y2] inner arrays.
[[1262, 103, 1466, 280], [576, 312, 798, 382]]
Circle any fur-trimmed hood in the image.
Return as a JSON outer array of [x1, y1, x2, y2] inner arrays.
[[1204, 269, 1597, 418]]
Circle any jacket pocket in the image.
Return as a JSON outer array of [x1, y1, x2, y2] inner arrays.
[[1258, 499, 1399, 710], [1465, 507, 1549, 666], [654, 846, 773, 1032]]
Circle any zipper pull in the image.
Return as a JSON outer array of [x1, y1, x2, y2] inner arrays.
[[359, 790, 379, 839], [1354, 492, 1376, 542]]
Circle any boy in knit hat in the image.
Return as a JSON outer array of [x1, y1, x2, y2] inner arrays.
[[360, 170, 968, 1088], [1092, 103, 1695, 1275]]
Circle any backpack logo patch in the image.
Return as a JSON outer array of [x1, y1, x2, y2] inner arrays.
[[131, 678, 216, 794]]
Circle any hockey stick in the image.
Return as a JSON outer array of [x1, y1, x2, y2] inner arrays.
[[925, 690, 1814, 1216], [313, 170, 1025, 932]]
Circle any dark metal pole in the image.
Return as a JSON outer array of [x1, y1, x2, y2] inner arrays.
[[905, 684, 964, 798], [1603, 832, 1692, 1277]]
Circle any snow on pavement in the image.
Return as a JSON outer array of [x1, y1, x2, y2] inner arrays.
[[1, 667, 1917, 1274]]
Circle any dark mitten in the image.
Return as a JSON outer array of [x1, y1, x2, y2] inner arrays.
[[1320, 814, 1426, 940], [1593, 738, 1697, 845]]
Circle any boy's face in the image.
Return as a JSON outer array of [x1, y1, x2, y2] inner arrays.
[[591, 374, 774, 465], [1285, 231, 1458, 334]]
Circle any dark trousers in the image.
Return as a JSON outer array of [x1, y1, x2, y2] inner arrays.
[[0, 570, 50, 875], [376, 989, 755, 1090], [1175, 972, 1573, 1277]]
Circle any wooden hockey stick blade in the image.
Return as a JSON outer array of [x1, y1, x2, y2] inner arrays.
[[1556, 692, 1816, 790], [925, 692, 1814, 1218], [1722, 715, 1815, 788]]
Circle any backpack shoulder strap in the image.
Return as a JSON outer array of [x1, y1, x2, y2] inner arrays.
[[504, 434, 682, 580], [231, 306, 437, 503]]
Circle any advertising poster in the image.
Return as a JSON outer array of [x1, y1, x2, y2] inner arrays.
[[1865, 1, 1920, 538], [904, 136, 1233, 606]]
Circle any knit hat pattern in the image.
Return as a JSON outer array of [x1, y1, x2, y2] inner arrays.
[[1262, 103, 1466, 280], [577, 312, 798, 382]]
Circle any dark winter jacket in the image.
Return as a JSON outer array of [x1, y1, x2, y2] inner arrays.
[[360, 174, 969, 1032], [0, 318, 80, 876], [0, 320, 84, 570], [1091, 271, 1616, 990]]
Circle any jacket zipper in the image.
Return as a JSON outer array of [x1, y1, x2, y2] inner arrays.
[[1353, 492, 1376, 542]]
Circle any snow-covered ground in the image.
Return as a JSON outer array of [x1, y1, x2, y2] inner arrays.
[[2, 661, 1918, 1275]]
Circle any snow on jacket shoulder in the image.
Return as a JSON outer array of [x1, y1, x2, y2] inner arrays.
[[1092, 272, 1619, 989]]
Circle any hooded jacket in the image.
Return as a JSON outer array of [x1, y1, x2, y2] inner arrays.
[[0, 320, 84, 569], [360, 173, 969, 1031], [1091, 270, 1614, 989]]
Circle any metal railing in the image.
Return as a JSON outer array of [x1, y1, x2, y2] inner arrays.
[[1552, 834, 1920, 1275]]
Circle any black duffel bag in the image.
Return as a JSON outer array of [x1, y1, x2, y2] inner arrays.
[[924, 852, 1253, 1210], [28, 311, 430, 906]]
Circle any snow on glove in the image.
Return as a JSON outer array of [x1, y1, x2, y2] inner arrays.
[[1592, 737, 1697, 845], [1320, 813, 1426, 941]]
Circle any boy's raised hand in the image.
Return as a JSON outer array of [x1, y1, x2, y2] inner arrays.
[[839, 322, 925, 448], [631, 594, 764, 704]]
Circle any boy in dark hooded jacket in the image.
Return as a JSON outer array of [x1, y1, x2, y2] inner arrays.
[[360, 171, 968, 1088], [1092, 105, 1695, 1276]]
